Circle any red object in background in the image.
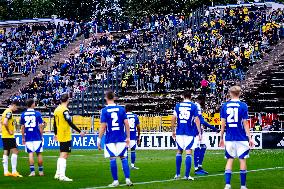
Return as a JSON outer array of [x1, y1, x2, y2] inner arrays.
[[249, 113, 278, 128]]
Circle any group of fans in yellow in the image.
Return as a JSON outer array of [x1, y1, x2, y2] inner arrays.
[[1, 87, 252, 189]]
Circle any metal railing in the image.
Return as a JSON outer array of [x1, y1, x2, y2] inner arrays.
[[7, 112, 283, 134]]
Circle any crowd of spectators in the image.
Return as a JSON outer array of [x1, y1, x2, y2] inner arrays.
[[0, 20, 82, 93], [120, 6, 284, 111], [6, 5, 284, 113], [9, 14, 185, 106], [89, 14, 187, 33]]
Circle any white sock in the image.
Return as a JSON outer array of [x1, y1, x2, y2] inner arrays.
[[2, 155, 8, 174], [11, 154, 17, 173], [59, 158, 66, 178], [56, 158, 60, 175], [131, 163, 134, 167]]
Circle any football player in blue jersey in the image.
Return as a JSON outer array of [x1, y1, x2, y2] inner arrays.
[[171, 90, 202, 181], [194, 95, 219, 175], [97, 91, 133, 187], [125, 105, 141, 170], [219, 86, 254, 189], [20, 99, 44, 177]]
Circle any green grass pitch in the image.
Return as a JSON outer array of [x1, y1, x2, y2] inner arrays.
[[0, 149, 283, 189]]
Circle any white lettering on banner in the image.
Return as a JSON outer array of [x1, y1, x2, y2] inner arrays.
[[73, 137, 82, 146], [138, 133, 177, 150], [73, 136, 97, 147], [3, 133, 264, 150], [83, 137, 87, 146], [138, 132, 263, 150], [16, 137, 25, 147], [89, 137, 96, 147], [48, 137, 59, 146]]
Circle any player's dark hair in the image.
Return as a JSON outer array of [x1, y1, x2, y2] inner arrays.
[[183, 90, 192, 99], [26, 98, 35, 108], [11, 100, 20, 106], [125, 104, 131, 112], [196, 95, 205, 108], [197, 95, 205, 102], [60, 93, 69, 103], [105, 90, 115, 100]]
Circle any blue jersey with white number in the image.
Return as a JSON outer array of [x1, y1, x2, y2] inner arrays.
[[126, 112, 140, 140], [100, 104, 127, 144], [174, 101, 200, 136], [20, 109, 43, 142], [220, 99, 249, 141]]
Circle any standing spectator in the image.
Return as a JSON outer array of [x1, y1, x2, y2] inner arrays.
[[201, 78, 209, 96], [146, 74, 153, 92], [153, 74, 160, 92]]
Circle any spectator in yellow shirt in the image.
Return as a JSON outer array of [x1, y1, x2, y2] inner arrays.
[[243, 7, 248, 15], [244, 49, 251, 59]]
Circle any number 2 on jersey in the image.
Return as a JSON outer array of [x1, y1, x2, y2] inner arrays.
[[111, 112, 119, 131]]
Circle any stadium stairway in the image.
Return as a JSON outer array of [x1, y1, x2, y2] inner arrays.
[[243, 40, 284, 116]]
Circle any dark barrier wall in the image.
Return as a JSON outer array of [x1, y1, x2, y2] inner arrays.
[[262, 132, 284, 149]]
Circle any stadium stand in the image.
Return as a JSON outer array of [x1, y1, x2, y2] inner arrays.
[[0, 19, 83, 104], [0, 3, 283, 132]]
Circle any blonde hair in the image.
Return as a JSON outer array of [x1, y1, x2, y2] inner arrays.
[[229, 85, 241, 97]]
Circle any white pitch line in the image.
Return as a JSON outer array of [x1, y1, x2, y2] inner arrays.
[[82, 166, 284, 189]]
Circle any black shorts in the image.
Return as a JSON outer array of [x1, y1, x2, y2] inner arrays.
[[2, 138, 17, 151], [60, 141, 72, 153]]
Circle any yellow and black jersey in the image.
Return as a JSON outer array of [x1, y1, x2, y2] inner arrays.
[[244, 49, 252, 59], [229, 9, 235, 17], [160, 76, 164, 83], [244, 16, 250, 22], [54, 105, 81, 142], [219, 19, 225, 26], [209, 74, 216, 83], [243, 7, 248, 15], [230, 62, 237, 69], [1, 108, 15, 139]]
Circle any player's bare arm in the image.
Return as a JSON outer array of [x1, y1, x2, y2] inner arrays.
[[219, 118, 226, 148], [39, 123, 44, 137], [194, 116, 202, 141], [97, 123, 107, 150], [124, 119, 130, 147], [243, 120, 254, 148], [21, 123, 25, 145], [136, 123, 141, 145], [171, 115, 177, 139]]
